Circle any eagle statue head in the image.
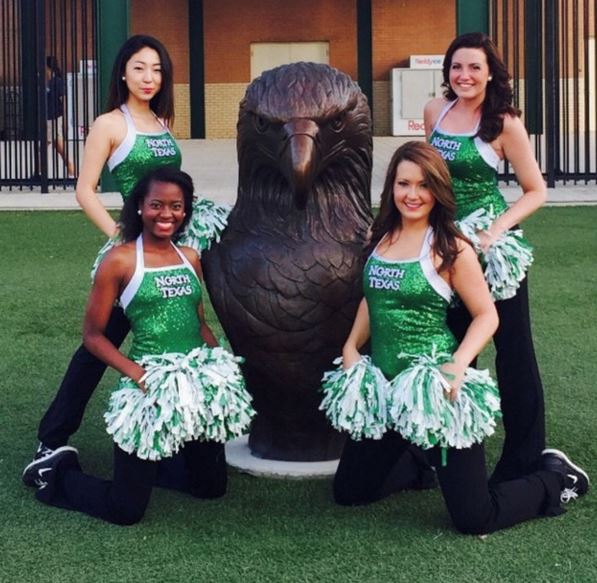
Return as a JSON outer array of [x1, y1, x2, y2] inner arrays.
[[235, 61, 373, 240]]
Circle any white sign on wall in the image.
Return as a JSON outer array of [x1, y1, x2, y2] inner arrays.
[[409, 55, 444, 69]]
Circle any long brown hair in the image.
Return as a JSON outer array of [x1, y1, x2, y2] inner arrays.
[[442, 32, 520, 142], [370, 141, 466, 273]]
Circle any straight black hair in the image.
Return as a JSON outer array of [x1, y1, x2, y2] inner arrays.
[[105, 35, 174, 125]]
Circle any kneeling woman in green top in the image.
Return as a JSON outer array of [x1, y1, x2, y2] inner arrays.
[[27, 167, 253, 525], [324, 142, 588, 534]]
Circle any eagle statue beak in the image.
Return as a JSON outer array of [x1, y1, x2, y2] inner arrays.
[[281, 119, 319, 210]]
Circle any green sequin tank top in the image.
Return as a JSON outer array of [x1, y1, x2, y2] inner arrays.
[[120, 236, 203, 361], [364, 228, 456, 379], [107, 105, 182, 201], [429, 100, 508, 220]]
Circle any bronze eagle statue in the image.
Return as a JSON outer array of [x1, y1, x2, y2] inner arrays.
[[202, 62, 373, 461]]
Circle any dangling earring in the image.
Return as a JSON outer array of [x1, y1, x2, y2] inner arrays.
[[182, 212, 186, 216], [137, 209, 142, 216], [122, 76, 126, 81], [488, 76, 493, 82]]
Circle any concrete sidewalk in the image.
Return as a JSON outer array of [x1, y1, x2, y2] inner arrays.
[[1, 137, 596, 210]]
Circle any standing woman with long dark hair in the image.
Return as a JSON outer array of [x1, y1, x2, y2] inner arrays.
[[424, 32, 548, 483], [23, 35, 227, 478]]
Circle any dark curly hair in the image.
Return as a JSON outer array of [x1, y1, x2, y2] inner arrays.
[[442, 32, 520, 142], [106, 35, 174, 126], [120, 167, 194, 242], [369, 141, 467, 274]]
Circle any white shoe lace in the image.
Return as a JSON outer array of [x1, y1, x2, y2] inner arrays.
[[561, 487, 578, 503], [37, 444, 54, 459], [33, 467, 52, 490], [34, 477, 48, 490], [561, 474, 579, 503]]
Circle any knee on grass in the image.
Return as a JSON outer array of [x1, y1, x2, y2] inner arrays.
[[333, 481, 375, 506], [451, 513, 492, 536], [189, 477, 227, 500], [111, 501, 148, 526]]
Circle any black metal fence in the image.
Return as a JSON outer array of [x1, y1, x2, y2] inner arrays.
[[490, 0, 597, 185], [0, 0, 97, 191]]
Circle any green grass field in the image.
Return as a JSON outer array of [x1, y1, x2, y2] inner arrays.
[[0, 208, 595, 582]]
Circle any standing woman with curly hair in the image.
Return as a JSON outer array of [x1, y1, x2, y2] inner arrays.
[[424, 33, 550, 484]]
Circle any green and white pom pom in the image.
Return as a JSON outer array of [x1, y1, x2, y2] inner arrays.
[[456, 207, 492, 252], [457, 207, 534, 301], [90, 232, 122, 281], [320, 356, 388, 440], [105, 346, 255, 460], [104, 377, 190, 461], [182, 345, 256, 442], [483, 229, 533, 300], [177, 197, 231, 252], [386, 349, 501, 450]]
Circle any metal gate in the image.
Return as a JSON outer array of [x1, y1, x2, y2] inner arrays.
[[490, 0, 597, 185], [0, 0, 97, 191]]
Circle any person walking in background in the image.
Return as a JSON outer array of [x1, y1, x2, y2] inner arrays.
[[46, 56, 75, 178]]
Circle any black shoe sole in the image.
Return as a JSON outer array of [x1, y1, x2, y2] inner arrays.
[[22, 445, 78, 487]]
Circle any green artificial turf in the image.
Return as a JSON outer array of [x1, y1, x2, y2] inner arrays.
[[0, 208, 595, 582]]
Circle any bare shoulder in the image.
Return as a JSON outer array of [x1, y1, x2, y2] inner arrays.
[[178, 245, 200, 262], [487, 113, 527, 159], [424, 98, 448, 119], [435, 237, 476, 274], [103, 241, 135, 271], [178, 246, 202, 272], [87, 109, 127, 142], [454, 237, 477, 263], [500, 113, 527, 138], [91, 109, 123, 131]]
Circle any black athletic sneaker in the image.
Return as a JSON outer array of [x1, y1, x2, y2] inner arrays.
[[22, 443, 78, 487], [541, 448, 590, 503], [22, 448, 79, 490]]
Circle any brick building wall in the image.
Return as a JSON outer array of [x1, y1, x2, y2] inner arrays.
[[203, 0, 358, 137], [131, 0, 457, 138], [204, 0, 358, 81]]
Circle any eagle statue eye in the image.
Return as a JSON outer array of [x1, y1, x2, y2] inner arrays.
[[329, 113, 346, 133], [253, 114, 270, 133]]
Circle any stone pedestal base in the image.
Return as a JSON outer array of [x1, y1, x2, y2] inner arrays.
[[225, 436, 339, 479]]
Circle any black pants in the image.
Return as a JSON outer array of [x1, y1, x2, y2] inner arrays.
[[334, 432, 563, 535], [38, 306, 130, 449], [447, 277, 546, 482], [36, 441, 227, 525]]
